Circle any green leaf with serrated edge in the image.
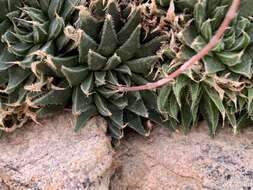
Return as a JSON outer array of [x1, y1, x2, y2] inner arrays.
[[0, 1, 8, 20], [238, 96, 247, 112], [80, 74, 93, 96], [40, 40, 55, 55], [117, 73, 131, 86], [50, 56, 78, 77], [36, 105, 65, 119], [230, 31, 250, 51], [200, 19, 212, 41], [61, 66, 89, 86], [237, 112, 253, 129], [158, 85, 171, 113], [166, 94, 180, 121], [216, 50, 244, 66], [104, 54, 121, 70], [114, 65, 131, 76], [61, 0, 85, 21], [178, 46, 196, 60], [33, 22, 49, 44], [0, 71, 8, 84], [0, 51, 17, 71], [180, 101, 193, 134], [92, 0, 105, 17], [131, 73, 150, 85], [48, 15, 65, 40], [79, 7, 101, 40], [224, 32, 236, 50], [9, 74, 34, 105], [72, 86, 93, 115], [117, 7, 141, 44], [87, 50, 107, 71], [79, 32, 98, 64], [182, 26, 198, 47], [116, 25, 141, 61], [4, 66, 30, 94], [97, 15, 118, 56], [74, 105, 97, 131], [203, 55, 225, 74], [109, 96, 128, 110], [194, 1, 206, 31], [204, 86, 226, 121], [25, 0, 41, 9], [8, 43, 33, 57], [174, 0, 197, 11], [0, 20, 11, 35], [22, 7, 47, 23], [108, 120, 124, 139], [95, 71, 106, 86], [128, 90, 142, 101], [247, 45, 253, 59], [136, 35, 168, 58], [172, 75, 189, 107], [35, 61, 56, 77], [94, 93, 112, 117], [211, 5, 227, 30], [33, 85, 72, 106], [230, 50, 252, 78], [38, 0, 50, 13], [56, 33, 70, 51], [212, 39, 225, 52], [226, 111, 237, 133], [140, 90, 158, 111], [148, 110, 169, 128], [126, 56, 159, 74], [105, 0, 121, 31], [201, 95, 220, 136], [125, 110, 149, 136], [190, 82, 202, 126], [238, 0, 253, 17], [127, 96, 149, 118], [12, 32, 34, 44], [97, 86, 117, 99], [48, 0, 64, 19], [191, 35, 206, 52], [109, 104, 124, 127], [106, 71, 119, 85]]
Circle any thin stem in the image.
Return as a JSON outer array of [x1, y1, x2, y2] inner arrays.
[[117, 0, 240, 92]]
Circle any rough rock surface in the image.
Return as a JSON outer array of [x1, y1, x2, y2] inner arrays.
[[0, 112, 115, 190], [111, 123, 253, 190]]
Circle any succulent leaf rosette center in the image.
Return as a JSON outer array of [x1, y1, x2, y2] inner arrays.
[[29, 0, 169, 139]]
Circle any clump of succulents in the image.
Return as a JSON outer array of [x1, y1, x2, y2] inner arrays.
[[1, 0, 253, 140], [0, 0, 86, 132], [19, 0, 170, 140], [158, 0, 253, 135]]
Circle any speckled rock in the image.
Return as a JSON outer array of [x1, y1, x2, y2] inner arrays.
[[110, 123, 253, 190], [0, 112, 115, 190]]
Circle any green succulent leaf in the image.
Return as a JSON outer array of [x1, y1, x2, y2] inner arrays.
[[72, 86, 92, 115], [61, 66, 89, 86], [74, 105, 97, 131]]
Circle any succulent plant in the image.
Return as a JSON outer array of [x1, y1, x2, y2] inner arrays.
[[0, 0, 85, 132], [24, 0, 169, 140], [157, 0, 253, 135], [181, 0, 253, 78]]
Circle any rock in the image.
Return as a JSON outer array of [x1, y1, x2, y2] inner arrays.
[[0, 112, 115, 190], [110, 123, 253, 190]]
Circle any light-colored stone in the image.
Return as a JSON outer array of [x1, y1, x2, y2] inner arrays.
[[111, 123, 253, 190], [0, 112, 115, 190]]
